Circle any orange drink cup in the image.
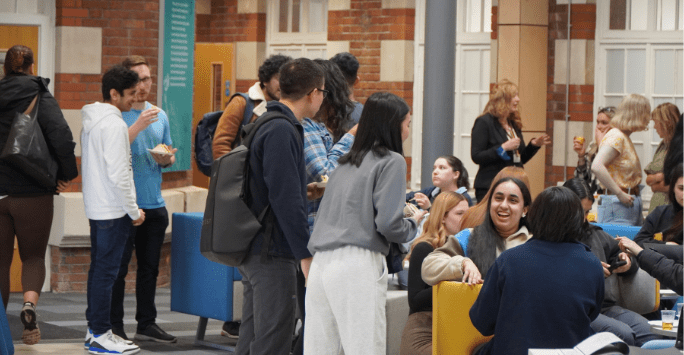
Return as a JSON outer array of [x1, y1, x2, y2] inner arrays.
[[661, 310, 675, 330], [574, 136, 585, 145]]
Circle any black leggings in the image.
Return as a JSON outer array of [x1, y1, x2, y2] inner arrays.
[[0, 195, 53, 309]]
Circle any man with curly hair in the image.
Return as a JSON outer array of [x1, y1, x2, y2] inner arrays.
[[330, 52, 363, 124], [212, 54, 292, 159]]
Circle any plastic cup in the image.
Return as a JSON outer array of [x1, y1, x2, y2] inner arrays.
[[661, 310, 676, 330], [676, 303, 683, 319]]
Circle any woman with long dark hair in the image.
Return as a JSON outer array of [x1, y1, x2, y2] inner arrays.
[[634, 163, 683, 247], [400, 192, 468, 355], [304, 92, 423, 354], [0, 45, 78, 345], [470, 186, 604, 355], [563, 178, 657, 346], [406, 155, 473, 208], [422, 177, 532, 285]]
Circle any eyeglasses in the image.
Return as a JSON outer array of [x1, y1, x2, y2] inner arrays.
[[598, 106, 616, 114], [308, 87, 329, 99]]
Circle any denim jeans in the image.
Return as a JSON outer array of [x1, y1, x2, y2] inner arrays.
[[86, 216, 132, 335], [111, 207, 168, 331], [598, 194, 643, 226], [591, 305, 660, 346]]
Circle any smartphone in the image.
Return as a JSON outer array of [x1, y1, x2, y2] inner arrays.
[[608, 260, 627, 272]]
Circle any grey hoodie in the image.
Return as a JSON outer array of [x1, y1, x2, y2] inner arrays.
[[81, 102, 140, 220]]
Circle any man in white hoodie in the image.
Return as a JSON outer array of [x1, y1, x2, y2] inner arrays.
[[81, 65, 145, 355]]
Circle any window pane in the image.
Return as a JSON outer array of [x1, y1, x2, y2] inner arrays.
[[483, 0, 492, 33], [467, 0, 482, 32], [309, 0, 326, 32], [676, 97, 683, 111], [606, 96, 625, 107], [626, 49, 645, 93], [631, 0, 648, 30], [292, 0, 300, 33], [463, 50, 481, 91], [610, 0, 627, 29], [661, 0, 678, 30], [279, 0, 289, 32], [212, 64, 222, 111], [677, 50, 683, 95], [606, 50, 625, 93], [654, 50, 675, 94]]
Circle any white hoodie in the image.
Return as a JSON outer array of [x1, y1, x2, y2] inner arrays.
[[81, 102, 141, 221]]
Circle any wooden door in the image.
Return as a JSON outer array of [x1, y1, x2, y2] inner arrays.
[[0, 25, 40, 292], [192, 43, 234, 188]]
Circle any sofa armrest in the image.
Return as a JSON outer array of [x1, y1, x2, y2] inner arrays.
[[616, 269, 660, 315]]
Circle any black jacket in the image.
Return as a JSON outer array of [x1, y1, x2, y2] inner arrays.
[[637, 247, 683, 296], [470, 113, 540, 190], [247, 101, 311, 260], [634, 204, 676, 247], [0, 74, 78, 195]]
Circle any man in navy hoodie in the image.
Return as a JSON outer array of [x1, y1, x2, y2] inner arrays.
[[235, 58, 324, 355]]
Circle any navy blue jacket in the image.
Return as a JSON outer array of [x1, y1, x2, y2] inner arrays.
[[470, 239, 604, 355], [247, 101, 311, 260]]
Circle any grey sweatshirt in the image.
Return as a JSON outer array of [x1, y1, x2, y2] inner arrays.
[[308, 151, 418, 255]]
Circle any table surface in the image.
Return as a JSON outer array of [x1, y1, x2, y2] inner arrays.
[[650, 321, 678, 338]]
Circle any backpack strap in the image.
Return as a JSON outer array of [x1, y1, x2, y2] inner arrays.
[[230, 92, 255, 126]]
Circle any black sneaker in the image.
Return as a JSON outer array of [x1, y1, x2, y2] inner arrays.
[[111, 327, 129, 341], [20, 302, 40, 345], [134, 324, 177, 343], [221, 321, 240, 339]]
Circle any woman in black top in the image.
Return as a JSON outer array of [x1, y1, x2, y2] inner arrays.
[[0, 45, 78, 345], [400, 192, 469, 355], [634, 164, 683, 247], [470, 79, 551, 202]]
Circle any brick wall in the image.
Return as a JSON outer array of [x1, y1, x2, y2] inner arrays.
[[545, 1, 597, 188], [50, 244, 171, 293], [328, 1, 415, 108]]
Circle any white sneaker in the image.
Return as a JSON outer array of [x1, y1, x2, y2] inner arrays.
[[84, 328, 92, 349], [88, 329, 140, 354]]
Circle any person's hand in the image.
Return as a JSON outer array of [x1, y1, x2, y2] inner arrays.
[[573, 137, 586, 157], [617, 191, 635, 207], [306, 183, 325, 200], [132, 209, 145, 226], [666, 241, 679, 245], [150, 146, 178, 167], [530, 134, 552, 147], [413, 192, 431, 210], [461, 259, 483, 285], [134, 107, 160, 130], [600, 261, 613, 278], [617, 236, 643, 257], [55, 180, 70, 193], [347, 124, 358, 136], [501, 137, 521, 151], [595, 125, 609, 145], [613, 252, 632, 274], [412, 210, 428, 223], [300, 257, 313, 279]]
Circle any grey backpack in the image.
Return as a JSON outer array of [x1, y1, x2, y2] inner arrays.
[[200, 111, 295, 266]]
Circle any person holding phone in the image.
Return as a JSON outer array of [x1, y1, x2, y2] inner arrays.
[[564, 178, 658, 346]]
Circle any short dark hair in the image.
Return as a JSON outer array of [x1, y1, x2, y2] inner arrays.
[[468, 177, 532, 278], [278, 58, 324, 101], [439, 155, 470, 190], [330, 52, 359, 88], [563, 178, 593, 204], [339, 92, 409, 167], [122, 55, 149, 69], [102, 65, 139, 101], [528, 186, 585, 243], [258, 54, 291, 87]]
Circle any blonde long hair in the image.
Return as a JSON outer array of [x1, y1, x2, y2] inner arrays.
[[459, 167, 530, 230], [611, 94, 651, 132], [481, 79, 523, 130], [651, 102, 681, 147], [406, 192, 466, 260]]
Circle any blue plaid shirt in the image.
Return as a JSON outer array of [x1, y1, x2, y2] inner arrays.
[[303, 118, 354, 234]]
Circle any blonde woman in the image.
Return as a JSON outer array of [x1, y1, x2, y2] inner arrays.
[[471, 79, 551, 203], [645, 103, 681, 212], [591, 94, 651, 225], [573, 106, 615, 194], [400, 192, 469, 355]]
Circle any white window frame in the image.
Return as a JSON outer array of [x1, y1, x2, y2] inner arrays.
[[595, 0, 683, 205], [267, 0, 327, 46], [411, 0, 492, 190]]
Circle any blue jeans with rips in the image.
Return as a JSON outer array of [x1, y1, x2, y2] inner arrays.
[[85, 215, 132, 335]]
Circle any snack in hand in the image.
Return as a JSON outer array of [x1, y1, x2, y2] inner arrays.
[[150, 143, 172, 155], [404, 202, 421, 218], [315, 175, 329, 188]]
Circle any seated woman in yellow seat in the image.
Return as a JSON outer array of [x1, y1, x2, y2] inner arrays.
[[399, 192, 469, 355], [421, 177, 532, 285], [469, 186, 605, 355]]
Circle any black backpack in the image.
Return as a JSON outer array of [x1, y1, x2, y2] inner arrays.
[[200, 111, 300, 266], [194, 93, 255, 176]]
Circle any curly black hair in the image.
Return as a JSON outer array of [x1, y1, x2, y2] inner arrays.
[[330, 52, 359, 88], [312, 59, 354, 143], [258, 54, 292, 87]]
